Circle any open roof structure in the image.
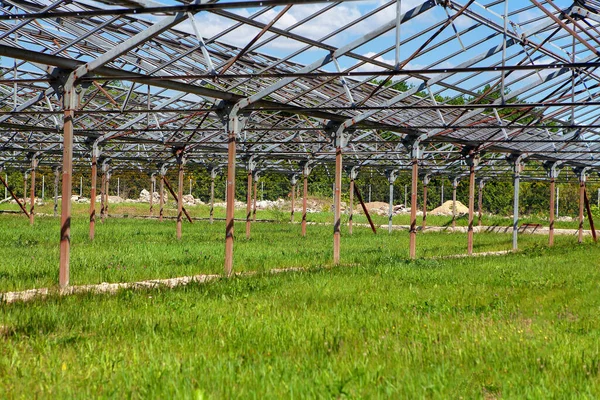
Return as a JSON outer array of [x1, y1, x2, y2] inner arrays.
[[1, 0, 599, 284]]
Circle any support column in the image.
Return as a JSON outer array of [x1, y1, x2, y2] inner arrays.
[[29, 155, 38, 226], [477, 179, 485, 227], [409, 159, 419, 259], [23, 170, 28, 204], [59, 81, 77, 288], [385, 170, 398, 234], [104, 170, 111, 220], [451, 177, 459, 229], [176, 150, 186, 240], [209, 167, 218, 224], [508, 154, 524, 252], [290, 174, 298, 223], [466, 154, 479, 255], [333, 128, 348, 265], [159, 165, 166, 222], [252, 171, 259, 222], [347, 167, 358, 235], [149, 173, 156, 217], [245, 157, 256, 239], [301, 161, 312, 238], [225, 110, 245, 276], [421, 174, 430, 231], [100, 162, 107, 223], [53, 166, 60, 217], [544, 162, 561, 247], [89, 145, 99, 240], [576, 167, 589, 244]]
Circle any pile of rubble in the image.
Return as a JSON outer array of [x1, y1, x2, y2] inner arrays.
[[430, 200, 469, 216]]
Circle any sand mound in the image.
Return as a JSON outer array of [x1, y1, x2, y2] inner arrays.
[[430, 200, 469, 216]]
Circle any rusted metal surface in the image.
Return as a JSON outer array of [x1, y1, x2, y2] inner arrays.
[[209, 176, 215, 224], [246, 171, 252, 239], [149, 175, 155, 217], [290, 183, 296, 223], [29, 158, 37, 225], [224, 115, 237, 276], [89, 155, 97, 240], [53, 167, 60, 217], [579, 179, 585, 243], [252, 179, 258, 222], [176, 157, 184, 240], [59, 85, 75, 289], [333, 146, 342, 264], [467, 164, 475, 255], [409, 159, 418, 259], [348, 179, 354, 235], [549, 177, 555, 246], [159, 174, 165, 222], [421, 181, 428, 231], [354, 184, 376, 234], [452, 180, 457, 229], [0, 173, 30, 218], [100, 171, 106, 223], [477, 180, 484, 227], [163, 176, 193, 223], [302, 173, 308, 237], [584, 189, 598, 243]]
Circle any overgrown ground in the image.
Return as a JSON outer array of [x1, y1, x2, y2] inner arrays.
[[1, 207, 599, 398]]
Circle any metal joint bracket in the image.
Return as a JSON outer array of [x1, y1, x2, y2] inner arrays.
[[422, 173, 431, 186], [210, 167, 220, 179], [346, 165, 359, 180], [332, 127, 350, 148], [543, 161, 563, 179], [574, 166, 590, 183], [252, 170, 260, 182], [290, 174, 298, 186], [477, 178, 486, 189], [174, 148, 186, 165], [452, 176, 460, 188], [300, 160, 313, 177], [246, 156, 257, 172], [159, 164, 168, 177], [385, 169, 398, 184], [402, 134, 426, 159], [507, 153, 525, 174]]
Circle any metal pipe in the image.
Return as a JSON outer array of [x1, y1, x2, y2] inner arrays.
[[389, 179, 394, 234], [290, 183, 296, 223], [224, 113, 238, 276], [149, 174, 155, 217], [89, 152, 97, 240], [452, 179, 457, 229], [59, 83, 75, 289], [159, 173, 165, 222], [100, 171, 106, 223], [302, 172, 308, 237], [422, 178, 428, 231], [477, 180, 484, 227], [177, 156, 184, 240], [0, 173, 30, 218], [579, 175, 586, 243], [209, 176, 215, 224], [585, 189, 597, 243], [246, 170, 252, 239], [409, 159, 418, 259], [253, 179, 258, 222], [349, 179, 354, 235], [549, 176, 555, 246], [512, 163, 521, 252], [53, 167, 59, 217], [29, 158, 37, 225], [333, 146, 342, 264], [467, 164, 475, 255]]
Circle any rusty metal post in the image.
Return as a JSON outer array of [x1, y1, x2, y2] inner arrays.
[[59, 81, 77, 289], [409, 159, 419, 259], [150, 173, 156, 217], [176, 150, 185, 240], [576, 167, 589, 244], [584, 189, 597, 243], [100, 162, 106, 223], [209, 167, 218, 224], [252, 171, 259, 222], [53, 166, 60, 217], [290, 174, 298, 223], [509, 154, 524, 252], [159, 165, 166, 222], [224, 110, 244, 276], [422, 174, 430, 231], [347, 167, 358, 235], [104, 169, 111, 220], [477, 179, 485, 227], [245, 157, 255, 239], [333, 129, 347, 265], [0, 173, 30, 218], [545, 162, 561, 247], [466, 155, 478, 255], [89, 145, 99, 240], [452, 177, 458, 229], [301, 162, 312, 237], [385, 170, 397, 234], [29, 155, 38, 226]]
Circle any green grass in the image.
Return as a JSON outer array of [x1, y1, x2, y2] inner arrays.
[[2, 241, 600, 398], [0, 208, 579, 292], [1, 208, 599, 398]]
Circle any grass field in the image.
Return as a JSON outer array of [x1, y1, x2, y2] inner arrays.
[[1, 205, 599, 398]]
